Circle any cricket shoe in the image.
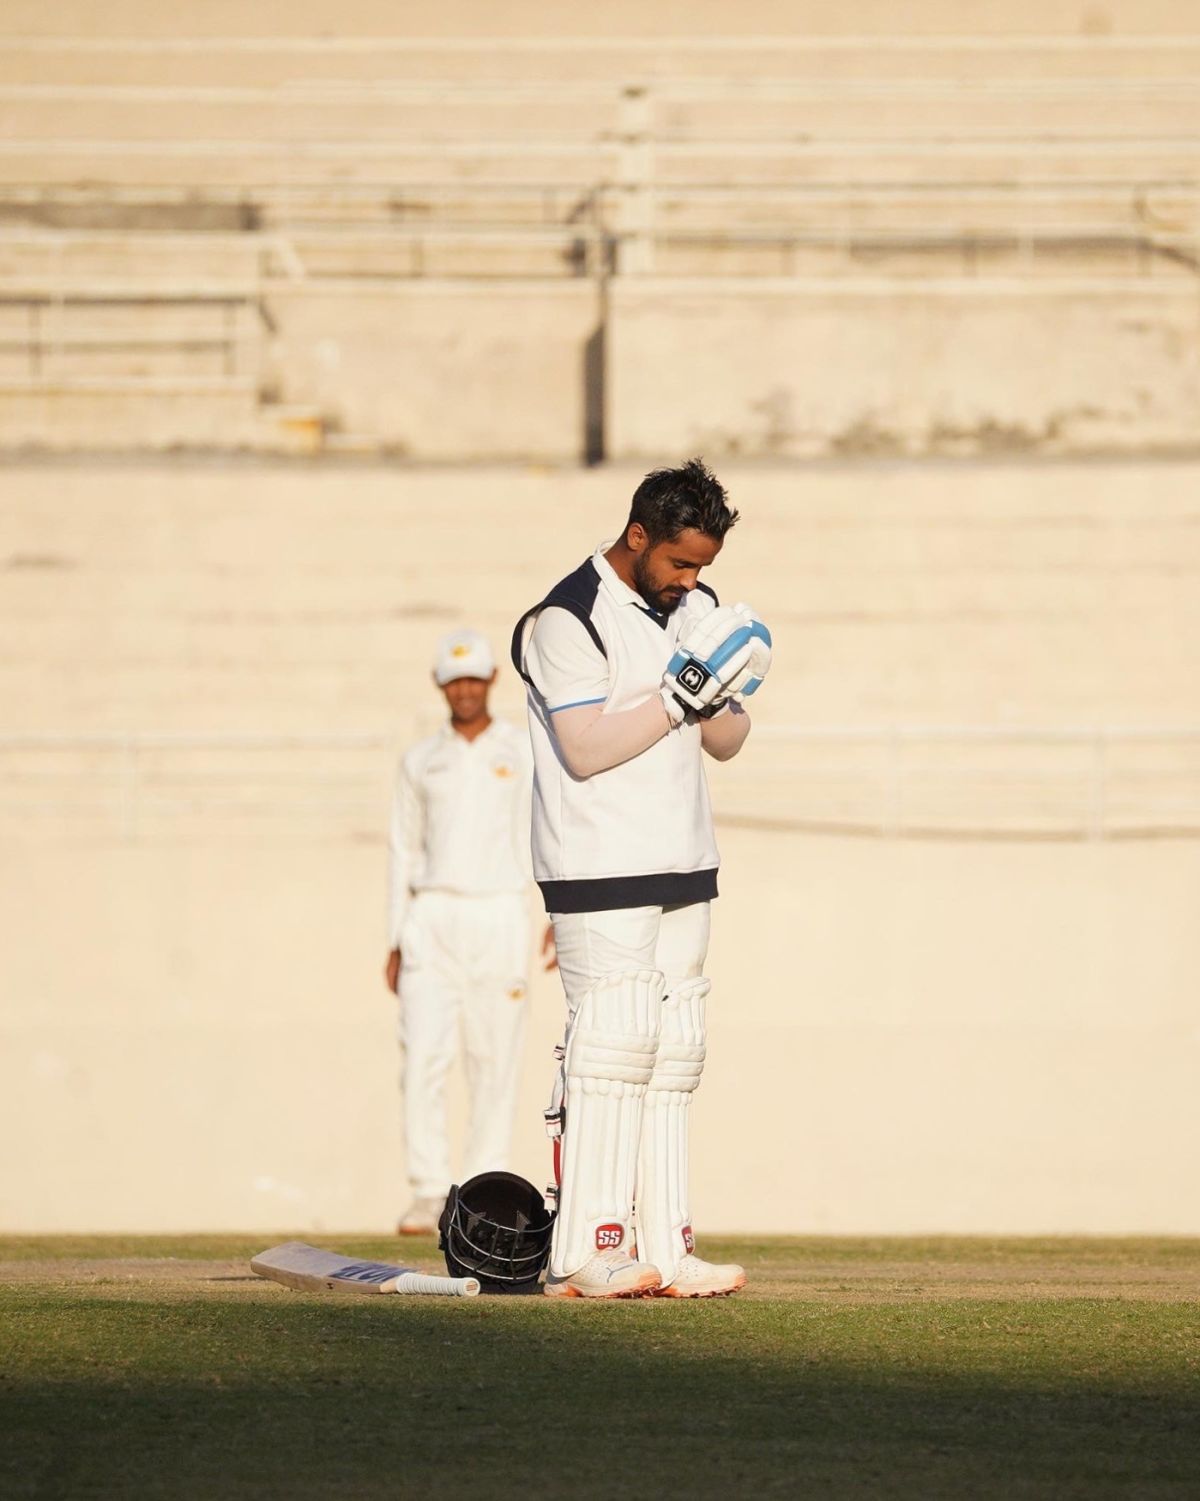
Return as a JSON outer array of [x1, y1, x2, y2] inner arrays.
[[395, 1196, 444, 1236], [652, 1253, 747, 1299], [543, 1249, 662, 1299]]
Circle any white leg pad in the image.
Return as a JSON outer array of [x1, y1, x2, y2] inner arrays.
[[634, 976, 709, 1288], [550, 969, 663, 1278]]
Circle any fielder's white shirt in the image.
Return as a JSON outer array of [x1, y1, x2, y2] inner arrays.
[[512, 544, 721, 912], [387, 718, 532, 946]]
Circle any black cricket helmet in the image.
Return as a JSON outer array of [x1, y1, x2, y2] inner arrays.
[[439, 1171, 555, 1293]]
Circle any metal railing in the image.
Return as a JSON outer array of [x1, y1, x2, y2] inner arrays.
[[6, 179, 1197, 208], [2, 727, 1197, 842], [0, 231, 288, 385], [0, 222, 1194, 298]]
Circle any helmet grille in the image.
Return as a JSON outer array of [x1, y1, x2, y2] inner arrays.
[[440, 1172, 555, 1292]]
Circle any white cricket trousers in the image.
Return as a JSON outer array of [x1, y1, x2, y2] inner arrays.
[[550, 901, 711, 1011], [397, 889, 530, 1200], [546, 900, 711, 1277]]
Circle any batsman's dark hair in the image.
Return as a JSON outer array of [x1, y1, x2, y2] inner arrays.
[[624, 457, 739, 546]]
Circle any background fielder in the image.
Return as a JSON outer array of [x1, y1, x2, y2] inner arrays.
[[385, 629, 553, 1235]]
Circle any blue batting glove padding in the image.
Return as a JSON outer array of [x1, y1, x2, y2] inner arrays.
[[700, 620, 772, 676]]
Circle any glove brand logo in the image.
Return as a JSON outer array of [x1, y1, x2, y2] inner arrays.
[[678, 662, 710, 695], [682, 1225, 695, 1254], [595, 1223, 624, 1251]]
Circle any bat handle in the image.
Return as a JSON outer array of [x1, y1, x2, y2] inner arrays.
[[393, 1273, 481, 1297]]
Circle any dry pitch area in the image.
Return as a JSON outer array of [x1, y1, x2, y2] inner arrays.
[[3, 1237, 1198, 1499]]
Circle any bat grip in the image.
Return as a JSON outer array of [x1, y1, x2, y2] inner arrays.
[[393, 1272, 481, 1297]]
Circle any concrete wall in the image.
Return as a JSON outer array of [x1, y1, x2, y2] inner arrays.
[[5, 459, 1197, 738], [0, 383, 264, 450], [4, 826, 1197, 1236], [267, 283, 600, 462], [245, 277, 1200, 461], [1, 458, 1197, 1234], [15, 279, 1195, 462], [609, 283, 1200, 460]]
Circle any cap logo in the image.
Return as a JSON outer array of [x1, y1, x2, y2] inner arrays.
[[595, 1224, 623, 1251], [451, 643, 471, 658]]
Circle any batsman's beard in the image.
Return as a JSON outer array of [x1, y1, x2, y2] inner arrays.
[[631, 551, 685, 614]]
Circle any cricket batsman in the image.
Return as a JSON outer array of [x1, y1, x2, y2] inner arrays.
[[511, 458, 770, 1298]]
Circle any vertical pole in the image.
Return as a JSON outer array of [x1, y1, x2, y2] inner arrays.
[[583, 239, 608, 465], [616, 85, 654, 276]]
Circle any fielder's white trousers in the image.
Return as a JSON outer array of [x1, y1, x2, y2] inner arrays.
[[397, 889, 530, 1200], [550, 901, 710, 1011]]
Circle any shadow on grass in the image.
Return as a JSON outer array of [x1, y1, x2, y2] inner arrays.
[[2, 1294, 1198, 1500]]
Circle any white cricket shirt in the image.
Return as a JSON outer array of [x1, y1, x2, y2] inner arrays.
[[386, 718, 532, 946], [511, 544, 721, 913]]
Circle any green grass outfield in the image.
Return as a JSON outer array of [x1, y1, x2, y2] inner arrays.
[[2, 1236, 1198, 1499]]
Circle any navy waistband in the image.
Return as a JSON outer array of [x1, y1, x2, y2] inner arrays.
[[537, 868, 718, 914]]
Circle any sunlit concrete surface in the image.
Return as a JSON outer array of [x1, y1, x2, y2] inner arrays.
[[1, 456, 1196, 1234]]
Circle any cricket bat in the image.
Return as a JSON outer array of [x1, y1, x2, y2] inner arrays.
[[251, 1241, 480, 1297]]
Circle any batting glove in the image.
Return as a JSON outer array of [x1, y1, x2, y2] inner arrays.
[[663, 602, 773, 717]]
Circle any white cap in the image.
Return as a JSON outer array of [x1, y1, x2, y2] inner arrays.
[[434, 629, 496, 686]]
